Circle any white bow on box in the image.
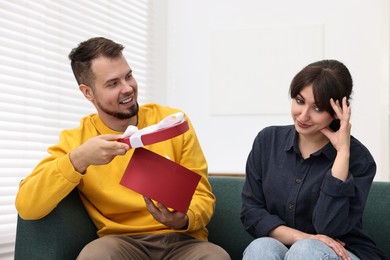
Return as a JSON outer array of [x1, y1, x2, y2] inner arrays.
[[118, 112, 189, 148]]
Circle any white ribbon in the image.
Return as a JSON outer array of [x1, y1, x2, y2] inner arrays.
[[121, 112, 185, 148]]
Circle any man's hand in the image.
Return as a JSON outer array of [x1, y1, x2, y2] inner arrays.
[[70, 134, 130, 173], [144, 197, 189, 230]]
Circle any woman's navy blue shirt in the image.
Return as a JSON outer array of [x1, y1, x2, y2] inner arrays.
[[240, 125, 386, 259]]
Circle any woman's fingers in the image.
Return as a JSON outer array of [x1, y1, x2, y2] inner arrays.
[[331, 97, 351, 120], [312, 235, 350, 260], [330, 98, 341, 118]]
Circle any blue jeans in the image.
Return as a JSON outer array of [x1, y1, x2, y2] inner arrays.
[[242, 237, 360, 260]]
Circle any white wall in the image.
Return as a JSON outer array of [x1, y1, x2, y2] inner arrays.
[[160, 0, 390, 180]]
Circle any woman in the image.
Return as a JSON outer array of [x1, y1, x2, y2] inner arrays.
[[240, 60, 386, 260]]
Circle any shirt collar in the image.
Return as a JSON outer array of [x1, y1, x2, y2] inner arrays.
[[284, 125, 336, 161], [284, 125, 296, 152], [319, 142, 337, 161]]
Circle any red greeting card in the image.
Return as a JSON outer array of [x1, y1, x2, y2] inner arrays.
[[120, 147, 201, 213]]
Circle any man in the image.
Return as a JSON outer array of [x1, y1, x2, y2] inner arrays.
[[15, 37, 230, 260]]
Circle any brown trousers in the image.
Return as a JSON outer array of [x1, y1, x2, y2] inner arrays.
[[77, 233, 231, 260]]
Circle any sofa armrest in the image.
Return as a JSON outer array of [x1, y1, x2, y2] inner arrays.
[[14, 188, 98, 260], [363, 181, 390, 259]]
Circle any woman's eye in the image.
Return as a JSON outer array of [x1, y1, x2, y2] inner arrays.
[[314, 106, 323, 112], [295, 98, 304, 105]]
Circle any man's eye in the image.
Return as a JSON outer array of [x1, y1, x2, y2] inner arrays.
[[126, 74, 132, 80], [108, 81, 118, 87]]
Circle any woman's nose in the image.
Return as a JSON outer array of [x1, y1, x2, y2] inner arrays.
[[299, 107, 310, 121]]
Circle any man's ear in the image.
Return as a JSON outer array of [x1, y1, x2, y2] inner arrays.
[[80, 84, 94, 101]]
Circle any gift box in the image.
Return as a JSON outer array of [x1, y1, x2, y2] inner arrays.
[[118, 112, 189, 148]]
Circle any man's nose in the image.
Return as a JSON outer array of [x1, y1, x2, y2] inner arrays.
[[121, 80, 134, 93]]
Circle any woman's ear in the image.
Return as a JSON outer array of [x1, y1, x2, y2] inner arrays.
[[80, 84, 94, 101]]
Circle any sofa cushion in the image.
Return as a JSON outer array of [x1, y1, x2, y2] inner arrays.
[[207, 176, 253, 260]]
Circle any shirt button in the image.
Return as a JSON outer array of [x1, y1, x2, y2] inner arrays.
[[295, 179, 302, 184], [288, 203, 295, 210]]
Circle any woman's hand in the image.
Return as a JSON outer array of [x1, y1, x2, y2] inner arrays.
[[320, 97, 351, 152], [320, 97, 351, 181], [270, 226, 350, 259], [309, 234, 350, 260]]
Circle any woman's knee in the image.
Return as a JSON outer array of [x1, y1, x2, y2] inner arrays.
[[243, 237, 288, 260]]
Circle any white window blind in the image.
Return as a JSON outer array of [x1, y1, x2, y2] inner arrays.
[[0, 0, 156, 259]]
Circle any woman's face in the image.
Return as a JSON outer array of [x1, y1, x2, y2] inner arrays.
[[291, 85, 334, 138]]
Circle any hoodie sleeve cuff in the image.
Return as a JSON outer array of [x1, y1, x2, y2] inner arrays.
[[56, 154, 83, 184]]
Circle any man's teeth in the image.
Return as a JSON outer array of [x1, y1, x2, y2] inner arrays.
[[120, 97, 133, 104]]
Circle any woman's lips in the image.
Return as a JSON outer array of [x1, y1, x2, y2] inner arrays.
[[297, 120, 311, 128]]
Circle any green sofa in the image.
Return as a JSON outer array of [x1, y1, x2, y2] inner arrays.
[[14, 177, 390, 260]]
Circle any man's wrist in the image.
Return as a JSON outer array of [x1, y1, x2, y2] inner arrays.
[[172, 215, 189, 230], [69, 149, 88, 174]]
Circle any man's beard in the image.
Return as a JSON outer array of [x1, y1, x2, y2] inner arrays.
[[96, 100, 139, 120]]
